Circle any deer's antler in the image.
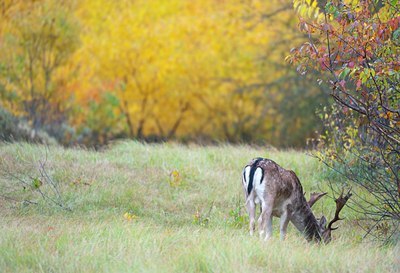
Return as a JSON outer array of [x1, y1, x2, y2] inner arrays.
[[307, 192, 327, 208], [327, 189, 352, 230]]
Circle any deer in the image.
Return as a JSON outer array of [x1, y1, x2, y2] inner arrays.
[[242, 157, 352, 243]]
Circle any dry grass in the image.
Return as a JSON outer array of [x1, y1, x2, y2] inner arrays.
[[0, 141, 397, 272]]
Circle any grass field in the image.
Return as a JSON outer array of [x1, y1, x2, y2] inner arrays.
[[0, 141, 398, 272]]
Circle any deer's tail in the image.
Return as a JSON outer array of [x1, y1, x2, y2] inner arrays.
[[243, 158, 264, 203]]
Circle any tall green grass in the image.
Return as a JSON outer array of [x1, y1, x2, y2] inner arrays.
[[0, 141, 397, 272]]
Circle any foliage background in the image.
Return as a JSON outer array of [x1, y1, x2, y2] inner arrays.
[[291, 0, 399, 242], [0, 0, 330, 147], [0, 1, 399, 270]]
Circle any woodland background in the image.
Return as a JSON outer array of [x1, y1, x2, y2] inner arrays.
[[0, 0, 330, 147], [0, 1, 399, 270]]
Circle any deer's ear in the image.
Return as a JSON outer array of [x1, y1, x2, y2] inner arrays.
[[320, 216, 327, 228]]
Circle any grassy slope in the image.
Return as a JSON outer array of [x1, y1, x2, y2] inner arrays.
[[0, 142, 397, 273]]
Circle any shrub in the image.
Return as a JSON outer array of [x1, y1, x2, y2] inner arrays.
[[0, 107, 56, 144]]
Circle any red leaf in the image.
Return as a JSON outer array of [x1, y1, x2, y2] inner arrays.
[[356, 80, 362, 90], [339, 80, 346, 90]]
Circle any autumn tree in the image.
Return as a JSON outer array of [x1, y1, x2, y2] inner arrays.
[[0, 0, 80, 138], [1, 0, 330, 147], [72, 0, 328, 146], [290, 0, 399, 242]]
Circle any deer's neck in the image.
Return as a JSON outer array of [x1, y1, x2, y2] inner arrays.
[[290, 200, 322, 242]]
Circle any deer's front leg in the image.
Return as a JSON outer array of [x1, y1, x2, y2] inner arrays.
[[279, 210, 290, 240], [259, 201, 273, 240], [246, 200, 256, 236]]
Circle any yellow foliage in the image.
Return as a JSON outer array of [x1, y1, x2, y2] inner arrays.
[[72, 0, 298, 140], [123, 212, 138, 221], [169, 170, 182, 187], [293, 0, 324, 22], [0, 0, 325, 146]]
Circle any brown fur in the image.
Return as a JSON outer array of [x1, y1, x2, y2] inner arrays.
[[243, 158, 324, 242]]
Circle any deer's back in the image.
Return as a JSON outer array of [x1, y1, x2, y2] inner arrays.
[[247, 158, 304, 215]]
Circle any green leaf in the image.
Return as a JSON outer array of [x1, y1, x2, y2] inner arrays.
[[32, 178, 42, 189], [393, 28, 400, 42], [339, 68, 351, 79]]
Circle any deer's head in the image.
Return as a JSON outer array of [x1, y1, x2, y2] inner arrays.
[[307, 190, 352, 243]]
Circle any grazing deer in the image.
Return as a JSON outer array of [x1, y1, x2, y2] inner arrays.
[[242, 158, 352, 243]]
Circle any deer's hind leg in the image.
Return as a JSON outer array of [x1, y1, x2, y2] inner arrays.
[[258, 198, 273, 241], [246, 192, 256, 236]]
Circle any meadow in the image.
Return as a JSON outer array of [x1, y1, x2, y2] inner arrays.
[[0, 141, 398, 273]]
